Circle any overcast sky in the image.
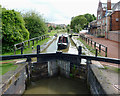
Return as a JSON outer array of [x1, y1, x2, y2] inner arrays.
[[0, 0, 119, 24]]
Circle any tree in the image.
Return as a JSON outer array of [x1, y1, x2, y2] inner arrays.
[[48, 26, 54, 30], [23, 11, 48, 39], [84, 13, 94, 22], [70, 15, 87, 33], [66, 24, 70, 33], [92, 14, 96, 20], [2, 8, 29, 53]]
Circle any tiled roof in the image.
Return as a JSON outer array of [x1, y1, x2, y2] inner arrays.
[[102, 3, 115, 10]]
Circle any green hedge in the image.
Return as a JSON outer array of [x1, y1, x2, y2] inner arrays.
[[2, 8, 29, 53]]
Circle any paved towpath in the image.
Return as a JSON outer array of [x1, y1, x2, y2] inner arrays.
[[82, 33, 120, 68], [84, 34, 120, 59]]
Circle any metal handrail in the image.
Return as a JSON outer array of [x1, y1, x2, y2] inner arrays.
[[1, 52, 119, 64]]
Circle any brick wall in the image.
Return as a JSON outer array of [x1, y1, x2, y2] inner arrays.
[[108, 31, 120, 42], [111, 11, 120, 31]]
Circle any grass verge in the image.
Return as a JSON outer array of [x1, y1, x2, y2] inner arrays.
[[0, 63, 18, 75], [77, 38, 101, 56]]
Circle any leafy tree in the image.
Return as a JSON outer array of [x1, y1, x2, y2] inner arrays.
[[84, 13, 94, 22], [70, 15, 87, 33], [48, 26, 54, 30], [92, 14, 96, 20], [66, 24, 70, 33], [23, 11, 48, 39], [55, 25, 61, 30], [2, 8, 29, 53], [84, 13, 96, 29]]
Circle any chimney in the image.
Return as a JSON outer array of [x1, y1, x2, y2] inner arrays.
[[107, 0, 111, 10]]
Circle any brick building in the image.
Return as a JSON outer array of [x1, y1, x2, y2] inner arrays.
[[89, 0, 120, 42]]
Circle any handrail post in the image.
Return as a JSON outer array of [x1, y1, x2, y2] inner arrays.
[[37, 45, 40, 62], [28, 40, 30, 48], [94, 42, 96, 49], [91, 40, 92, 46], [99, 44, 101, 53], [21, 43, 24, 54], [78, 46, 82, 64], [88, 39, 89, 45], [95, 49, 98, 57], [105, 47, 107, 57], [32, 40, 34, 46]]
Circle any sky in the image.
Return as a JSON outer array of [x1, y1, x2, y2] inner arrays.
[[0, 0, 119, 25]]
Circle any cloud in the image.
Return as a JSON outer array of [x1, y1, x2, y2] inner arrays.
[[1, 0, 119, 24]]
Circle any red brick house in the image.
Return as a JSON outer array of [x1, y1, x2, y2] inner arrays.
[[89, 0, 120, 42]]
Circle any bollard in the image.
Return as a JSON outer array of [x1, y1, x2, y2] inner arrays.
[[37, 45, 40, 54]]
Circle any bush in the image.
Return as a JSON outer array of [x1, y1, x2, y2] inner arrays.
[[23, 11, 48, 39], [2, 8, 29, 53]]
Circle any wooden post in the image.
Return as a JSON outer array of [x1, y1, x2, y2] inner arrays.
[[94, 42, 96, 49], [32, 40, 34, 46], [95, 49, 98, 57], [28, 40, 30, 48], [88, 39, 89, 45], [91, 40, 92, 46], [78, 46, 82, 64], [86, 38, 87, 43], [36, 38, 38, 44], [21, 47, 23, 55], [37, 45, 40, 62], [99, 44, 101, 53], [105, 47, 107, 57]]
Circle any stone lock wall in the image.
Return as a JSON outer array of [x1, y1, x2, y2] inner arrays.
[[48, 60, 70, 77]]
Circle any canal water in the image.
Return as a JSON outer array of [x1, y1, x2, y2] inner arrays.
[[43, 35, 78, 54], [24, 76, 90, 94], [24, 35, 91, 95]]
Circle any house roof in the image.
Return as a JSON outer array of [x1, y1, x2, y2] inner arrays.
[[112, 1, 120, 11], [102, 3, 115, 10]]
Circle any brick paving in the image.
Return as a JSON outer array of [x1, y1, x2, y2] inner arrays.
[[83, 33, 120, 68]]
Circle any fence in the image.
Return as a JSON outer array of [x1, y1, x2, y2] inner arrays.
[[79, 34, 107, 57], [1, 45, 119, 65], [14, 34, 49, 55]]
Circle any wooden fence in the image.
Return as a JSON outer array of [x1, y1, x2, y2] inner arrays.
[[79, 34, 107, 57], [14, 34, 49, 55]]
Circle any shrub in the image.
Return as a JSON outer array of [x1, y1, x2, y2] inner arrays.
[[2, 8, 29, 53], [23, 11, 48, 39]]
